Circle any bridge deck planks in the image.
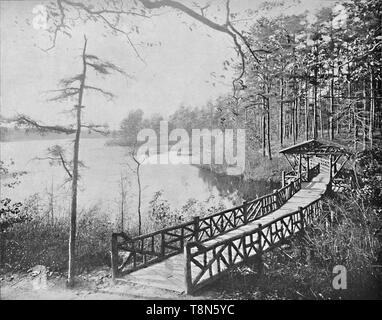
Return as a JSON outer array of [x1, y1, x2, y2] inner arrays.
[[120, 172, 330, 294]]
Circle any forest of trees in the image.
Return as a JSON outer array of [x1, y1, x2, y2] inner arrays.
[[116, 1, 381, 163], [228, 0, 381, 158], [233, 0, 382, 159]]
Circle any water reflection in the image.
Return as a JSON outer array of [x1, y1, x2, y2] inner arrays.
[[197, 167, 281, 203]]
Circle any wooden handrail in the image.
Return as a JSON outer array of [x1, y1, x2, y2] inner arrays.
[[111, 162, 321, 277], [188, 198, 321, 252], [184, 197, 324, 294]]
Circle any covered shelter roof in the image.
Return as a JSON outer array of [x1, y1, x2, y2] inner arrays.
[[279, 139, 351, 156]]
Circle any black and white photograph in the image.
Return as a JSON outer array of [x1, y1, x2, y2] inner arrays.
[[0, 0, 381, 303]]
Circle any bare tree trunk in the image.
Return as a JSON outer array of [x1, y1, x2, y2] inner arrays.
[[348, 81, 352, 133], [119, 173, 125, 232], [336, 83, 340, 137], [262, 93, 266, 157], [305, 78, 309, 140], [68, 36, 87, 287], [329, 74, 335, 140], [363, 80, 367, 150], [279, 77, 284, 146], [353, 99, 358, 151], [313, 60, 319, 139], [50, 177, 54, 224], [292, 100, 296, 144], [266, 96, 272, 160], [369, 71, 374, 148], [295, 94, 299, 141], [319, 105, 324, 139], [262, 113, 266, 157], [136, 162, 142, 235]]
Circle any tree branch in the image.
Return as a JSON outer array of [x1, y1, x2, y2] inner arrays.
[[81, 123, 110, 135], [13, 115, 76, 134], [84, 85, 114, 99]]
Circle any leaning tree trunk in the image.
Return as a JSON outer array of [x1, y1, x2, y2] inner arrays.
[[68, 36, 88, 287]]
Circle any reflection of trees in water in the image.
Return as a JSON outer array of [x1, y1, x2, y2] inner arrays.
[[198, 168, 281, 202]]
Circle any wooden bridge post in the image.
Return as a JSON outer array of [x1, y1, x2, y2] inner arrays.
[[257, 224, 263, 276], [281, 170, 285, 187], [306, 156, 310, 181], [161, 232, 166, 257], [184, 243, 193, 295], [272, 189, 278, 210], [329, 155, 333, 181], [193, 216, 200, 242], [327, 155, 333, 193], [298, 207, 307, 262], [298, 154, 302, 179], [298, 206, 304, 232], [243, 201, 248, 224], [111, 233, 119, 282]]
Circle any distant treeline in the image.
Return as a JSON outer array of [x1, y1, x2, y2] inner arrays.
[[0, 127, 106, 142], [113, 103, 236, 147]]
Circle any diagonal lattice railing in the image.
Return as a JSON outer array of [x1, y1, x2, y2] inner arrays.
[[110, 163, 320, 279], [184, 197, 324, 294]]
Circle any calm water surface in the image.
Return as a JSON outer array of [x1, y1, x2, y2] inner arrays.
[[0, 138, 279, 221]]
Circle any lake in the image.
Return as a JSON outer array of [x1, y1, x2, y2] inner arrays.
[[0, 138, 279, 223]]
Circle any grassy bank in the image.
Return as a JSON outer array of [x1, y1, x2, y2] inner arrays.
[[1, 192, 227, 275], [197, 147, 290, 183], [1, 198, 114, 274]]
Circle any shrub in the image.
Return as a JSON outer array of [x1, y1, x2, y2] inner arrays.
[[147, 191, 226, 231], [3, 196, 114, 273], [215, 192, 381, 300]]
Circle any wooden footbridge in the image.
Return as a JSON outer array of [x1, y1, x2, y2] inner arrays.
[[110, 139, 350, 295]]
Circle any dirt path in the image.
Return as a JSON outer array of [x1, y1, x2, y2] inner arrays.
[[0, 266, 209, 300]]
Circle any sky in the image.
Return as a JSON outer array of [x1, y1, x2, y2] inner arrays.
[[0, 0, 339, 129]]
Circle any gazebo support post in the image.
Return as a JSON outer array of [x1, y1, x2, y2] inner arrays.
[[298, 154, 302, 179]]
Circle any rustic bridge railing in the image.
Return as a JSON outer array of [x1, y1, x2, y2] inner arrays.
[[110, 163, 320, 279], [184, 198, 324, 294]]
